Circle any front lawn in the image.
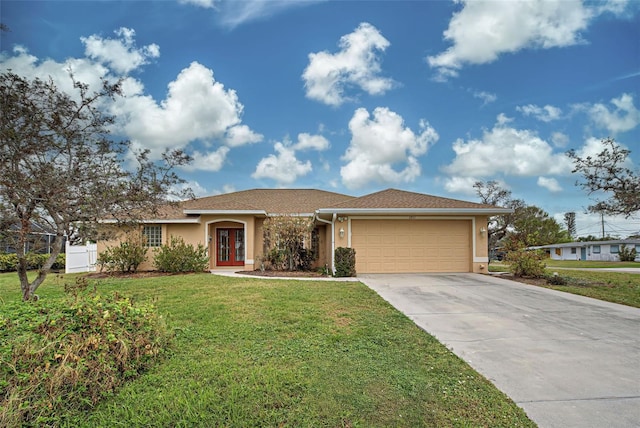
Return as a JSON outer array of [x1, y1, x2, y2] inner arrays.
[[489, 263, 640, 308], [0, 272, 535, 427], [538, 270, 640, 308], [544, 260, 639, 269]]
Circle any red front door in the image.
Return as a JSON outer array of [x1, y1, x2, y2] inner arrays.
[[216, 228, 245, 266]]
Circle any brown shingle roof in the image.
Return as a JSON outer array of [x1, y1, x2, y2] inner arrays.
[[326, 188, 500, 210], [183, 189, 354, 214], [142, 188, 506, 221]]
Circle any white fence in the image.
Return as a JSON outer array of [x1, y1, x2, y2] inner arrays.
[[65, 242, 98, 274]]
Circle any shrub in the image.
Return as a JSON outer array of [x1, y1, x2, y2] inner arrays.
[[0, 253, 18, 272], [153, 236, 209, 273], [505, 248, 546, 278], [97, 233, 147, 273], [334, 247, 356, 277], [0, 277, 172, 427], [546, 272, 568, 285], [619, 245, 637, 262], [0, 253, 65, 272]]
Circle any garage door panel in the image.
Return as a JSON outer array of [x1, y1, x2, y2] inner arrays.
[[351, 219, 471, 273]]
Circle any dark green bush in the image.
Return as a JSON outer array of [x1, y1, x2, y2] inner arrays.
[[97, 233, 147, 273], [505, 249, 546, 278], [334, 247, 356, 277], [0, 253, 65, 272], [619, 245, 637, 262], [153, 236, 209, 273], [0, 278, 172, 427], [546, 272, 568, 285], [0, 253, 17, 271]]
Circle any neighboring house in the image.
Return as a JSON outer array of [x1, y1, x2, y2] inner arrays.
[[98, 188, 511, 274], [531, 239, 640, 262]]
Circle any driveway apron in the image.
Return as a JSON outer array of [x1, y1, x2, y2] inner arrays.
[[359, 273, 640, 428]]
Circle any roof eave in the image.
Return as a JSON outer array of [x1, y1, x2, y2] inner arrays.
[[315, 208, 514, 215], [99, 218, 202, 224], [182, 209, 266, 215]]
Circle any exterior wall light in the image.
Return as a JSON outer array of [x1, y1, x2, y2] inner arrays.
[[480, 227, 487, 235], [339, 228, 345, 238]]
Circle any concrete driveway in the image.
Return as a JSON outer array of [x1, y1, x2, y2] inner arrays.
[[359, 273, 640, 428]]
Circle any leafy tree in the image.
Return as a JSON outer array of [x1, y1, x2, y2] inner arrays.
[[262, 215, 315, 271], [564, 212, 576, 239], [567, 137, 639, 217], [474, 180, 525, 254], [474, 180, 570, 251], [509, 205, 571, 247], [0, 72, 191, 300]]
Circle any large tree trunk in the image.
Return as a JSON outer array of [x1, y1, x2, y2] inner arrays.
[[19, 233, 65, 301]]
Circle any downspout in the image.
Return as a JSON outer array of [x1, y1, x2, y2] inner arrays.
[[315, 212, 336, 275]]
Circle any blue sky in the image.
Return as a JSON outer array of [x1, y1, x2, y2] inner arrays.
[[1, 0, 639, 238]]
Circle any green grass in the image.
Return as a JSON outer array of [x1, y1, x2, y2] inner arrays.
[[544, 260, 639, 269], [489, 262, 640, 308], [541, 270, 640, 308], [0, 272, 535, 427]]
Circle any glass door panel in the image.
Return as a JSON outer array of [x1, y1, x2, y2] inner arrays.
[[217, 228, 244, 266], [235, 229, 245, 262]]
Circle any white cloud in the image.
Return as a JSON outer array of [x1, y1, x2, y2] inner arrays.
[[427, 0, 600, 80], [551, 132, 570, 148], [215, 0, 324, 29], [303, 22, 395, 106], [573, 137, 634, 169], [0, 45, 110, 99], [81, 27, 159, 74], [252, 142, 312, 185], [340, 107, 439, 189], [1, 32, 260, 166], [181, 147, 230, 172], [442, 116, 573, 178], [178, 0, 216, 8], [293, 133, 330, 151], [517, 104, 563, 122], [113, 61, 254, 157], [225, 124, 263, 147], [173, 180, 210, 198], [472, 90, 497, 105], [586, 93, 640, 133], [537, 176, 562, 192], [442, 176, 480, 195]]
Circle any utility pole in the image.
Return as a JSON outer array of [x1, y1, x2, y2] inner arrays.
[[601, 211, 605, 239]]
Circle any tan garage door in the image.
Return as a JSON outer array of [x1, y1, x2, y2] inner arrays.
[[351, 219, 471, 273]]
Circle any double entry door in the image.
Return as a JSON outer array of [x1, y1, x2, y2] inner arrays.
[[216, 228, 245, 266]]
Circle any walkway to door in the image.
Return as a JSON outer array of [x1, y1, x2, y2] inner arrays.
[[359, 273, 640, 428]]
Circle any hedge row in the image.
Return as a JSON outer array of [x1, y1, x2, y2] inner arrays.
[[0, 253, 65, 272]]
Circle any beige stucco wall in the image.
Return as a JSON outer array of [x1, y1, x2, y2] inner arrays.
[[97, 214, 490, 274], [97, 215, 260, 272]]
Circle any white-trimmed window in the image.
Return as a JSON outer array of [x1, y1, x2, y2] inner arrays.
[[571, 247, 577, 254], [592, 245, 601, 254], [143, 225, 162, 247], [610, 244, 619, 254]]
